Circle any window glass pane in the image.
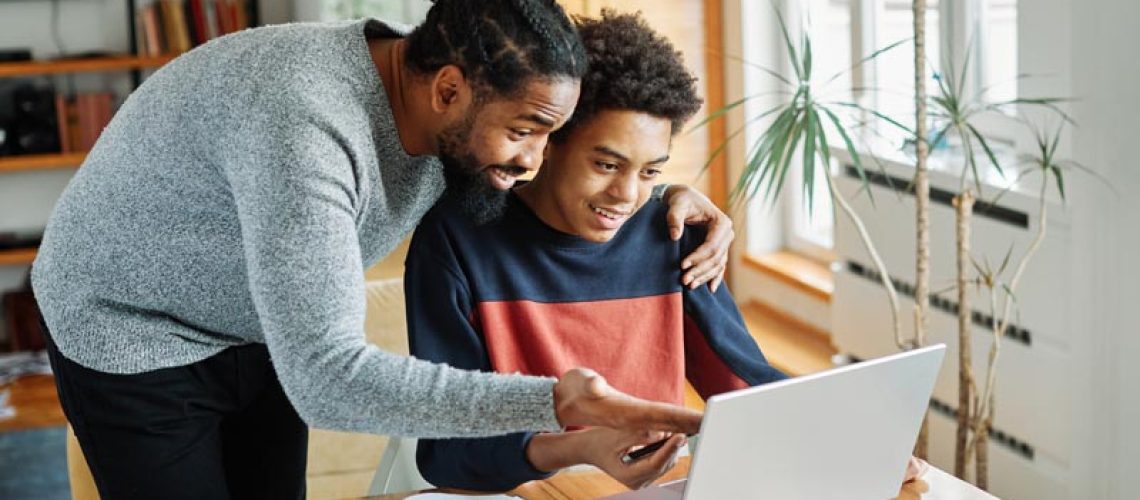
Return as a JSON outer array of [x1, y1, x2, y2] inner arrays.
[[982, 0, 1017, 103], [807, 0, 854, 102], [321, 0, 430, 24], [875, 0, 939, 142], [788, 156, 838, 253], [786, 0, 850, 254]]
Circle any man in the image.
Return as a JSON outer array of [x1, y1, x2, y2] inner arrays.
[[31, 1, 730, 498], [405, 11, 787, 492]]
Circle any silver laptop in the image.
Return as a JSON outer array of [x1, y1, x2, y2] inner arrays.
[[606, 344, 946, 500]]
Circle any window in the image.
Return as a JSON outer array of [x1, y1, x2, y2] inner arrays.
[[980, 0, 1018, 104], [781, 0, 852, 260], [320, 0, 430, 24], [873, 0, 941, 136], [741, 0, 1018, 261]]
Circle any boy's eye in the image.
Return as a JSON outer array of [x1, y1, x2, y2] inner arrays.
[[642, 168, 662, 178]]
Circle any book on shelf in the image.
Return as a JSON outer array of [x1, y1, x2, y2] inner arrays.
[[135, 0, 252, 57], [159, 0, 192, 55], [51, 92, 115, 155], [54, 94, 72, 154], [140, 4, 166, 57]]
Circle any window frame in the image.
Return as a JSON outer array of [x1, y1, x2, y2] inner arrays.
[[743, 0, 1020, 265]]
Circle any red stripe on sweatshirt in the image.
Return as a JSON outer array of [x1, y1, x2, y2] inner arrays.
[[683, 315, 750, 398], [478, 294, 685, 405]]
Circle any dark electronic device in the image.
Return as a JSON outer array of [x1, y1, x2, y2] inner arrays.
[[621, 434, 694, 464], [3, 83, 61, 156]]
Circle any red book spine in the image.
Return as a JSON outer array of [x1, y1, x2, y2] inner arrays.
[[55, 94, 72, 154], [76, 94, 92, 151], [189, 0, 207, 45], [142, 5, 165, 56]]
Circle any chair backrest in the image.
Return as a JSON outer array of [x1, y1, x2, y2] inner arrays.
[[362, 278, 433, 495], [368, 436, 433, 495]]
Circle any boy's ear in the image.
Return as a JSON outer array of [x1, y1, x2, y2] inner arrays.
[[430, 64, 472, 114]]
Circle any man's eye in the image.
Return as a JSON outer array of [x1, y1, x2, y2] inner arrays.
[[595, 161, 619, 171], [642, 168, 662, 178], [510, 129, 533, 139]]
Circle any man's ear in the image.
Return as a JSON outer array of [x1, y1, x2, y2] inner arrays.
[[430, 65, 472, 114]]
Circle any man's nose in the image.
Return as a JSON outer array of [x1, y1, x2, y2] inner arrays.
[[513, 138, 547, 172]]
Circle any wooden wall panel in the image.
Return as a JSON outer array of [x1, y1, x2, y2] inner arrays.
[[559, 0, 716, 197]]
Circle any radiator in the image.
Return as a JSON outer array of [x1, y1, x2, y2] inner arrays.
[[830, 149, 1074, 499]]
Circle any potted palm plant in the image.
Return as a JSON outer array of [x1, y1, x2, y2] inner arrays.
[[704, 2, 1102, 489]]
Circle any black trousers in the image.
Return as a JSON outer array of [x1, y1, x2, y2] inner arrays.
[[44, 330, 308, 500]]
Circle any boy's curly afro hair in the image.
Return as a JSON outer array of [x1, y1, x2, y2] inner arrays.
[[551, 9, 703, 143]]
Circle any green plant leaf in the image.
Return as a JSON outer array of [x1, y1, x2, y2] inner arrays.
[[959, 127, 984, 193], [1051, 165, 1066, 202], [769, 110, 806, 201], [934, 70, 953, 107], [998, 244, 1014, 276], [814, 116, 841, 224], [1048, 120, 1064, 161], [688, 93, 780, 135], [969, 254, 989, 288], [803, 107, 818, 211], [987, 98, 1077, 125], [966, 123, 1005, 177], [1060, 160, 1117, 195], [821, 106, 875, 206], [989, 165, 1036, 207], [994, 281, 1026, 334], [831, 102, 913, 135], [710, 51, 792, 86], [733, 106, 796, 205], [772, 4, 803, 82], [699, 102, 786, 176], [824, 37, 910, 86], [958, 32, 978, 100], [803, 32, 813, 81]]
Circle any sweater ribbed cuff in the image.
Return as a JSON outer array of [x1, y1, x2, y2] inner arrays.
[[491, 375, 561, 433]]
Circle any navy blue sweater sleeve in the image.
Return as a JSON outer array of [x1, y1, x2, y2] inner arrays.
[[680, 226, 788, 396], [404, 216, 555, 491]]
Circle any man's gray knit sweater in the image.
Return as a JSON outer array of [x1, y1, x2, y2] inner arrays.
[[31, 19, 561, 437]]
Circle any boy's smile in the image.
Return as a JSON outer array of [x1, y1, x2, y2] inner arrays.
[[517, 109, 672, 243]]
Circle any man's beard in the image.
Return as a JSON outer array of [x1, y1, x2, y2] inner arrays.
[[437, 116, 511, 225]]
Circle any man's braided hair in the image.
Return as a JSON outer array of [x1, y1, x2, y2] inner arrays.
[[405, 0, 588, 97], [552, 9, 702, 142]]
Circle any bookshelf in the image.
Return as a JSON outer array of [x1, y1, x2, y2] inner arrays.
[[0, 152, 86, 173], [0, 1, 260, 267], [0, 55, 174, 79], [0, 248, 37, 266]]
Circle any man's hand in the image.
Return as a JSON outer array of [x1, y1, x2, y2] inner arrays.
[[662, 185, 733, 292], [553, 368, 702, 435]]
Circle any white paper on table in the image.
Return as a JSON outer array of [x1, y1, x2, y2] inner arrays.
[[405, 493, 515, 499]]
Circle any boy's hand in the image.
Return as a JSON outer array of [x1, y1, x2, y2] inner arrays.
[[903, 456, 929, 483], [526, 428, 686, 491], [584, 428, 686, 490]]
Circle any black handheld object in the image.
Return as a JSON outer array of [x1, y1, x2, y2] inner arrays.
[[621, 434, 692, 464]]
